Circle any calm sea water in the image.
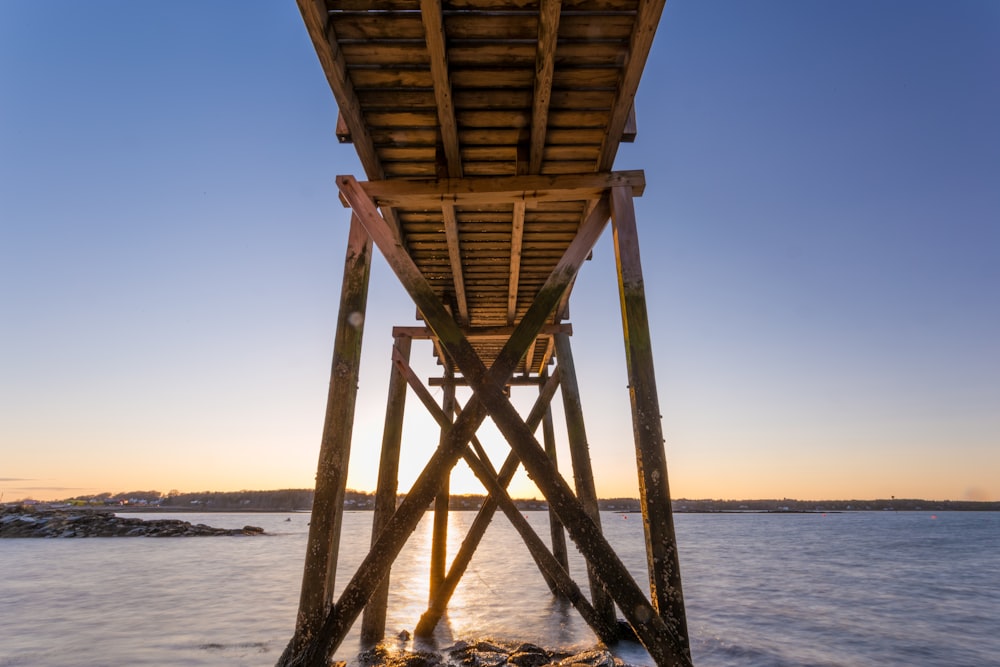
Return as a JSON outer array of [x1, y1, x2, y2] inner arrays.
[[1, 511, 998, 667]]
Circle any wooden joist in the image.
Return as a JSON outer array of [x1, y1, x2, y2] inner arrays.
[[353, 171, 644, 207]]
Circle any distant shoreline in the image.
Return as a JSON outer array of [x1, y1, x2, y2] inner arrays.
[[12, 496, 998, 514]]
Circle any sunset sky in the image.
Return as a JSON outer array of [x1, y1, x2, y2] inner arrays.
[[2, 1, 997, 503]]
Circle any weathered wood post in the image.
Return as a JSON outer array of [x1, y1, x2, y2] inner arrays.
[[609, 185, 690, 652], [553, 332, 617, 629], [540, 372, 570, 574], [360, 334, 412, 645], [429, 367, 455, 601], [287, 214, 372, 655]]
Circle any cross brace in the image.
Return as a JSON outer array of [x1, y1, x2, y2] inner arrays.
[[278, 175, 690, 667]]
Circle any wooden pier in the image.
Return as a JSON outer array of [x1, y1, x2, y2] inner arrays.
[[279, 1, 691, 665]]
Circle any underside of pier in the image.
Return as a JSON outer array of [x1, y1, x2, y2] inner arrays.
[[278, 1, 692, 665]]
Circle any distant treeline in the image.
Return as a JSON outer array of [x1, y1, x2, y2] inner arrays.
[[673, 498, 1000, 512], [53, 490, 1000, 513]]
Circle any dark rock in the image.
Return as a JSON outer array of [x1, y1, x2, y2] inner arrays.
[[556, 649, 622, 667], [0, 505, 266, 538], [508, 643, 551, 667]]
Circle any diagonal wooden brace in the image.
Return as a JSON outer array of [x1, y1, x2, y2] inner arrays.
[[391, 350, 617, 642], [415, 369, 562, 636]]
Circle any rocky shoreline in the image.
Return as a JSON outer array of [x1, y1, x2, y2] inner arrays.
[[0, 505, 265, 538], [352, 638, 640, 667]]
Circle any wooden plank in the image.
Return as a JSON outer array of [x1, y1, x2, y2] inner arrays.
[[506, 201, 525, 325], [421, 0, 464, 178], [558, 13, 633, 40], [339, 42, 431, 66], [547, 109, 611, 128], [288, 213, 372, 656], [355, 170, 645, 208], [349, 69, 435, 88], [365, 111, 439, 128], [610, 185, 690, 651], [448, 43, 537, 67], [359, 335, 412, 645], [456, 109, 531, 128], [529, 0, 561, 174], [442, 204, 469, 325], [392, 324, 572, 340], [450, 68, 534, 88], [368, 127, 439, 146], [331, 13, 425, 40]]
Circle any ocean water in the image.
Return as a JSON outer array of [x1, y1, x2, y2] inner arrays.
[[1, 510, 998, 667]]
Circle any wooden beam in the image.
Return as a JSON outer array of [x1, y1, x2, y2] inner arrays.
[[528, 0, 561, 174], [598, 0, 666, 170], [534, 335, 556, 376], [442, 204, 470, 325], [506, 200, 526, 325], [429, 375, 545, 387], [335, 112, 352, 144], [430, 368, 455, 602], [296, 0, 383, 179], [541, 375, 570, 575], [289, 213, 372, 655], [521, 338, 537, 379], [360, 335, 411, 645], [392, 324, 572, 340], [420, 0, 463, 178], [554, 332, 617, 629], [354, 170, 645, 208], [610, 185, 690, 652]]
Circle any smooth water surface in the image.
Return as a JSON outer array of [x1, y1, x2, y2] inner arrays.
[[1, 511, 997, 666]]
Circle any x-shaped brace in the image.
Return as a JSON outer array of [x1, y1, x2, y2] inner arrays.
[[283, 176, 690, 667]]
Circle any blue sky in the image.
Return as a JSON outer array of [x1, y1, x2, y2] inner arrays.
[[2, 1, 997, 502]]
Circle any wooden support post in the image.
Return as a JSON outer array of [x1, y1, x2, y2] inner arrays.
[[360, 335, 412, 645], [430, 367, 455, 602], [415, 369, 562, 637], [540, 373, 570, 574], [553, 332, 617, 629], [610, 185, 691, 654], [287, 214, 372, 655]]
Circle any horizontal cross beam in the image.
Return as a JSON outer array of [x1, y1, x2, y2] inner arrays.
[[392, 324, 572, 341], [345, 170, 645, 208]]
